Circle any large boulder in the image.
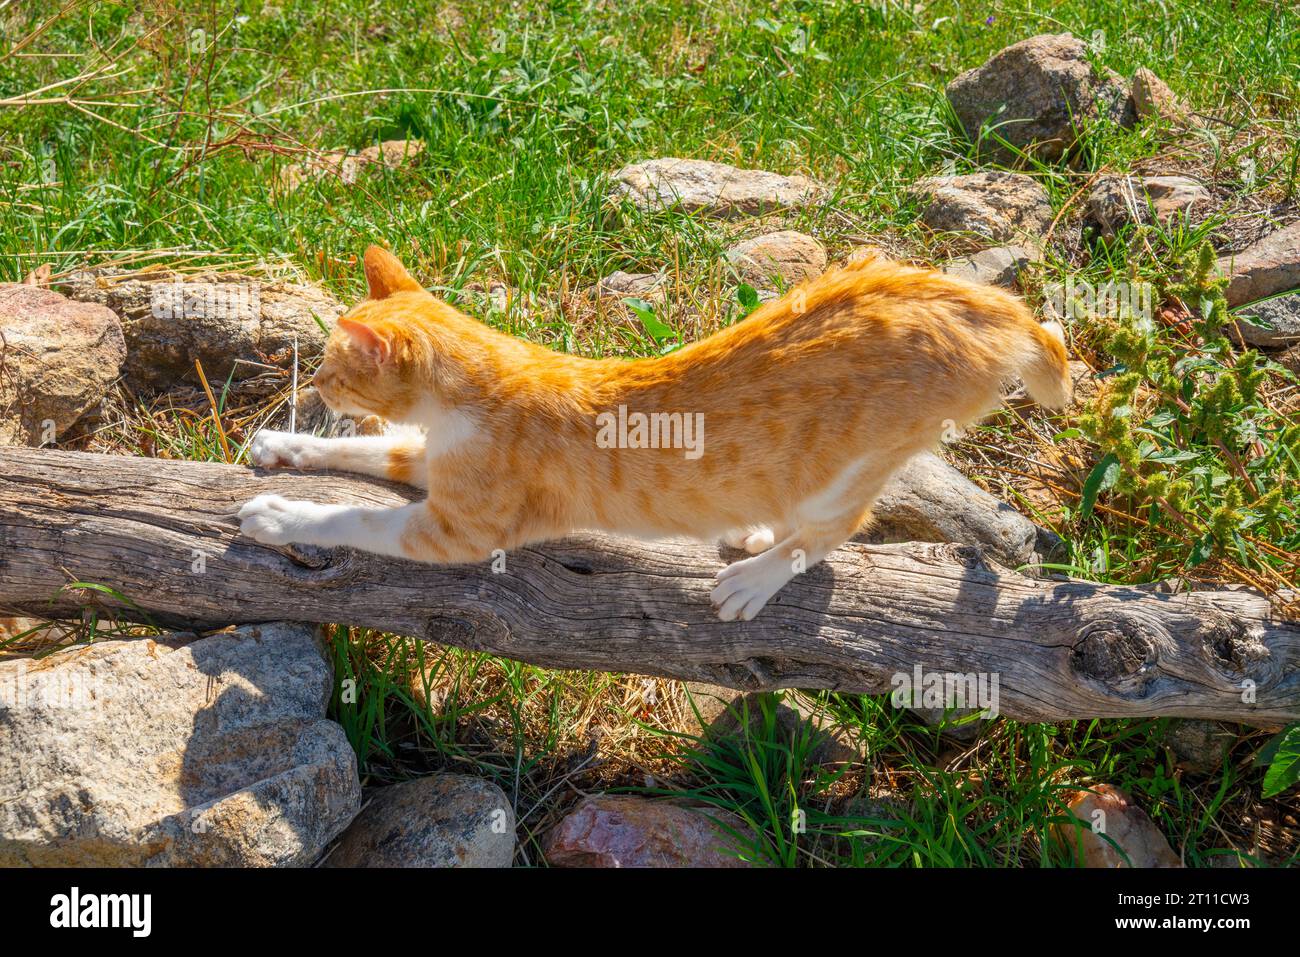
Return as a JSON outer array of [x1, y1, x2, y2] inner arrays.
[[911, 172, 1053, 246], [0, 284, 126, 445], [60, 268, 345, 391], [325, 774, 515, 868], [725, 230, 828, 286], [0, 622, 361, 866], [543, 795, 753, 868], [945, 34, 1134, 163], [611, 158, 826, 217], [1217, 221, 1300, 307]]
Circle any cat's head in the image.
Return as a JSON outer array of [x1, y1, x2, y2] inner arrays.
[[313, 246, 431, 421]]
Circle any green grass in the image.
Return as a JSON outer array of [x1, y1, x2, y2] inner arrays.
[[3, 0, 1298, 866]]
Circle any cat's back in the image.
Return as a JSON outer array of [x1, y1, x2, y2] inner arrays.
[[671, 253, 1029, 375]]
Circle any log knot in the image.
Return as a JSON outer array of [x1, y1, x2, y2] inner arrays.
[[1070, 614, 1161, 695], [1196, 613, 1274, 682]]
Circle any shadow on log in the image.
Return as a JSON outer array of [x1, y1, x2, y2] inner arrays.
[[0, 448, 1296, 723]]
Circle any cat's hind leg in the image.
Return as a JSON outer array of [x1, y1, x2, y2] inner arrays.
[[248, 428, 428, 488], [720, 524, 785, 555]]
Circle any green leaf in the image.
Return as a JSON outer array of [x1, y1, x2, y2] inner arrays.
[[624, 297, 674, 343], [1079, 453, 1121, 520], [1187, 533, 1215, 568], [736, 284, 759, 315], [1259, 723, 1300, 798]]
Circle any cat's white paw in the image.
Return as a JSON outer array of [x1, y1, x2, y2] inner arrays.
[[238, 494, 330, 546], [249, 430, 323, 469], [711, 552, 794, 622], [721, 526, 776, 554]]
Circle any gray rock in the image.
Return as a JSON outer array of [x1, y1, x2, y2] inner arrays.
[[941, 245, 1033, 287], [325, 774, 514, 868], [0, 284, 126, 445], [59, 268, 345, 391], [611, 158, 826, 217], [1164, 720, 1233, 776], [683, 684, 864, 765], [1087, 174, 1211, 236], [725, 230, 828, 286], [1131, 67, 1189, 123], [912, 172, 1053, 245], [945, 34, 1134, 164], [866, 452, 1061, 571], [1219, 221, 1300, 307], [0, 622, 361, 867], [1234, 292, 1300, 347], [591, 270, 669, 304]]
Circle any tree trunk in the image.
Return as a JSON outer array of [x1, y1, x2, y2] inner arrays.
[[1, 447, 1296, 723]]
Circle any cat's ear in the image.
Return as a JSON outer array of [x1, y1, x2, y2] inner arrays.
[[363, 245, 422, 300], [338, 315, 392, 365]]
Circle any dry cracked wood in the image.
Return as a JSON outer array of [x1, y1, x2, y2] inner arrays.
[[0, 447, 1296, 723]]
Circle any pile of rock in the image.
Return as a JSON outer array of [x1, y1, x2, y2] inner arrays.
[[0, 621, 518, 867]]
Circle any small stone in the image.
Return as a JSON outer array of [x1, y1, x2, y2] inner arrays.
[[912, 172, 1053, 246], [1233, 292, 1300, 347], [1218, 220, 1300, 307], [683, 685, 864, 765], [462, 279, 512, 313], [725, 230, 828, 286], [278, 139, 424, 193], [1278, 343, 1300, 375], [1051, 784, 1182, 867], [1164, 720, 1232, 776], [941, 245, 1033, 287], [591, 270, 669, 304], [0, 623, 361, 867], [59, 268, 344, 392], [543, 795, 753, 867], [1131, 67, 1189, 122], [945, 34, 1134, 164], [325, 774, 514, 868], [611, 158, 826, 217], [1086, 174, 1211, 236], [0, 284, 126, 445]]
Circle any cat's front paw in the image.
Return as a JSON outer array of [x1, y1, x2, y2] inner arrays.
[[238, 494, 329, 546], [711, 553, 792, 622], [248, 430, 323, 469]]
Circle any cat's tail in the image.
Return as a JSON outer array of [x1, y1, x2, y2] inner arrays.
[[1016, 318, 1072, 409]]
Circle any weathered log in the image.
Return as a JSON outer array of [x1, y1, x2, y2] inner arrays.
[[0, 447, 1296, 723]]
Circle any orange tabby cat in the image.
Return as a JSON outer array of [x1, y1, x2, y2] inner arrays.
[[240, 245, 1069, 620]]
